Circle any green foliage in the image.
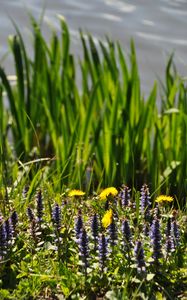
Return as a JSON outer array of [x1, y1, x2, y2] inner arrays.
[[0, 185, 186, 299], [0, 17, 187, 203]]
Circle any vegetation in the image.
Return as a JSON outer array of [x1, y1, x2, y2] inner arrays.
[[0, 185, 186, 299], [0, 16, 186, 299], [0, 16, 187, 202]]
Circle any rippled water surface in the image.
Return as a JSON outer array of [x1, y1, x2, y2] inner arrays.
[[1, 0, 187, 94]]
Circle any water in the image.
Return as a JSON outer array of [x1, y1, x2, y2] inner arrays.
[[1, 0, 187, 95]]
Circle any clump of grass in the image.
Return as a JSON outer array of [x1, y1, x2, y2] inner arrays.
[[0, 184, 186, 299], [0, 16, 186, 203]]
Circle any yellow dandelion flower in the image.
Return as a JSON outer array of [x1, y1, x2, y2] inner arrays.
[[68, 189, 85, 197], [102, 209, 113, 228], [155, 195, 174, 203], [99, 187, 118, 200]]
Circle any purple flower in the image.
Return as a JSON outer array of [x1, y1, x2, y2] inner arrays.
[[105, 199, 109, 211], [10, 211, 18, 233], [108, 216, 117, 247], [78, 228, 89, 273], [119, 185, 131, 207], [62, 199, 67, 206], [75, 210, 83, 239], [166, 236, 174, 254], [143, 222, 150, 236], [171, 220, 180, 248], [52, 203, 61, 230], [150, 218, 162, 262], [36, 189, 43, 222], [27, 207, 35, 222], [98, 233, 108, 272], [91, 213, 99, 238], [166, 217, 171, 237], [153, 205, 161, 219], [0, 211, 4, 223], [29, 219, 38, 243], [140, 184, 151, 220], [0, 223, 7, 259], [5, 219, 13, 244], [134, 240, 146, 273], [121, 219, 132, 250], [165, 217, 174, 254]]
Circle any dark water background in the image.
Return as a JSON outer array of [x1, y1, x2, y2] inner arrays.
[[1, 0, 187, 95]]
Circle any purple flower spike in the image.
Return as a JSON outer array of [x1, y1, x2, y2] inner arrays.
[[91, 214, 99, 236], [119, 185, 131, 207], [166, 217, 171, 237], [36, 189, 43, 222], [27, 207, 35, 222], [11, 211, 18, 232], [121, 219, 132, 250], [150, 218, 162, 262], [5, 219, 13, 244], [171, 220, 180, 248], [78, 228, 89, 273], [166, 236, 174, 254], [98, 233, 108, 272], [140, 184, 151, 220], [75, 209, 83, 239], [0, 223, 7, 259], [108, 217, 117, 247], [134, 240, 146, 273], [52, 203, 61, 230], [165, 217, 174, 254]]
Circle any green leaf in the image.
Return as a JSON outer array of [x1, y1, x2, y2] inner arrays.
[[146, 273, 155, 281], [164, 108, 180, 114]]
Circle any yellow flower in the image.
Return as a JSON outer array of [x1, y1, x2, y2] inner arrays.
[[99, 187, 118, 200], [155, 195, 174, 203], [68, 189, 85, 197], [102, 209, 113, 228]]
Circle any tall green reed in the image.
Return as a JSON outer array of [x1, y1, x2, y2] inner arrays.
[[0, 16, 186, 205]]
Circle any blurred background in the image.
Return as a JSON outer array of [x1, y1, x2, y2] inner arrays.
[[0, 0, 187, 95]]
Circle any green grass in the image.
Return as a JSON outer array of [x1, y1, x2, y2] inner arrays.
[[0, 16, 187, 204]]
